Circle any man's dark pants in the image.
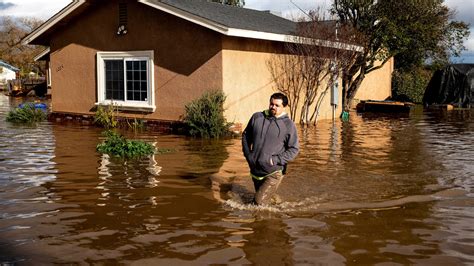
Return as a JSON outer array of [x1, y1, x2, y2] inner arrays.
[[252, 171, 283, 205]]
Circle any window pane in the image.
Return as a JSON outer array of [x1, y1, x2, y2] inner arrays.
[[125, 60, 148, 101], [105, 60, 124, 101]]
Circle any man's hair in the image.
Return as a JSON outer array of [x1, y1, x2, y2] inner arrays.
[[270, 92, 288, 107]]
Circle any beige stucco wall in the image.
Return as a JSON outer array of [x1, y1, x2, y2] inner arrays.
[[354, 58, 394, 103], [222, 37, 281, 126], [314, 58, 394, 121], [49, 0, 222, 121], [222, 38, 394, 126]]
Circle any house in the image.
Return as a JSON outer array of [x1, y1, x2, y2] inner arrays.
[[0, 60, 19, 87], [23, 0, 393, 128]]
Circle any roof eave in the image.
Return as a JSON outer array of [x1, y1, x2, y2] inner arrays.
[[0, 61, 19, 71], [227, 29, 363, 51], [34, 47, 51, 62], [21, 0, 87, 46], [292, 36, 364, 52]]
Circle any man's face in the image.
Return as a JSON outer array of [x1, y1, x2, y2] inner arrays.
[[269, 98, 284, 117]]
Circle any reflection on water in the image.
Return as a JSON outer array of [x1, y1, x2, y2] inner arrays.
[[0, 94, 473, 264]]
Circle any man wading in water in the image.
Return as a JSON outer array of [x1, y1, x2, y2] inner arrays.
[[242, 93, 299, 205]]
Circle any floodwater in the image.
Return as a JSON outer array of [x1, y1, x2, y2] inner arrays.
[[0, 94, 473, 265]]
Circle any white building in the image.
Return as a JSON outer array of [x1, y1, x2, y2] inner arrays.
[[0, 60, 19, 86]]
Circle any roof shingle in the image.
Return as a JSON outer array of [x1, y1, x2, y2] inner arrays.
[[148, 0, 297, 35]]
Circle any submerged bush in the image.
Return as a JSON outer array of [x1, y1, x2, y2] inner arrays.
[[94, 105, 118, 129], [6, 104, 47, 123], [183, 90, 231, 138], [126, 118, 146, 131], [97, 130, 155, 158]]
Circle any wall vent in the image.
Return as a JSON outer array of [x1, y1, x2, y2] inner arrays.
[[117, 2, 128, 35]]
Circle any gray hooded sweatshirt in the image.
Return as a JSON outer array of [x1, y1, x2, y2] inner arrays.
[[242, 110, 299, 177]]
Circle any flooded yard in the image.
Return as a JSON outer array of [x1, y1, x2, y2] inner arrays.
[[0, 94, 473, 265]]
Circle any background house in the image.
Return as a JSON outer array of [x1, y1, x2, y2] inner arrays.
[[0, 60, 19, 89], [24, 0, 393, 127]]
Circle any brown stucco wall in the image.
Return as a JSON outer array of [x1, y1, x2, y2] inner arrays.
[[49, 0, 222, 121]]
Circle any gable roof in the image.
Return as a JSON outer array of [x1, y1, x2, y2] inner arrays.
[[140, 0, 297, 38], [0, 60, 19, 72], [23, 0, 298, 46], [23, 0, 361, 51]]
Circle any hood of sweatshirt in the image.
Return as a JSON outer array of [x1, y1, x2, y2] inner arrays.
[[261, 109, 289, 138]]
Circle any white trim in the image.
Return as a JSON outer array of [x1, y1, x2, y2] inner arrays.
[[47, 67, 51, 87], [289, 36, 364, 52], [34, 47, 50, 62], [226, 28, 363, 51], [226, 28, 292, 42], [22, 0, 86, 45], [96, 50, 155, 112]]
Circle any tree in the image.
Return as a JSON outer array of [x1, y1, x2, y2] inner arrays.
[[267, 10, 358, 125], [209, 0, 244, 7], [0, 16, 45, 76], [332, 0, 470, 112]]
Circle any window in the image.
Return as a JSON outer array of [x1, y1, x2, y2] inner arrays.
[[96, 50, 155, 111]]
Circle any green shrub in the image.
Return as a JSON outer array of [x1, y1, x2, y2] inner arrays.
[[392, 68, 433, 103], [94, 104, 118, 129], [6, 104, 47, 123], [183, 90, 231, 138], [97, 130, 155, 158]]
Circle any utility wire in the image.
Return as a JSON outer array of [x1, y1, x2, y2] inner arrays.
[[289, 0, 311, 19]]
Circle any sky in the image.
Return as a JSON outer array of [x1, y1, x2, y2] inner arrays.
[[1, 0, 473, 62]]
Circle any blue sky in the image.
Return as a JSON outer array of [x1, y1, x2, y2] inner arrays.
[[1, 0, 473, 62]]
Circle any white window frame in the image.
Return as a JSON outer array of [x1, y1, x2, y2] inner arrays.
[[96, 50, 155, 112]]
